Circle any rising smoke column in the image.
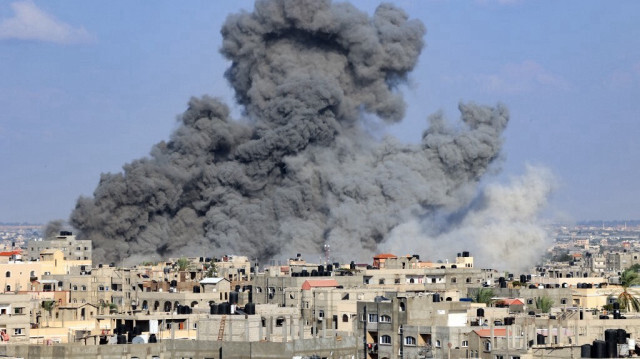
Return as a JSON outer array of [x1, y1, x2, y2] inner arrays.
[[70, 0, 509, 264], [382, 165, 555, 272]]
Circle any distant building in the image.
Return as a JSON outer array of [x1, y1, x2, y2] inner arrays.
[[26, 231, 92, 262]]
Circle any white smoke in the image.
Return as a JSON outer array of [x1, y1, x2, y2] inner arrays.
[[382, 165, 555, 271]]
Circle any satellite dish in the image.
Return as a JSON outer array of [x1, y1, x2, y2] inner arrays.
[[131, 336, 146, 344]]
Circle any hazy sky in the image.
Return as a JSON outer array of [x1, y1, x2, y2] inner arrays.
[[1, 0, 639, 224]]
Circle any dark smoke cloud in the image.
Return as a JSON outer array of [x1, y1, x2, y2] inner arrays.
[[68, 0, 509, 264], [43, 219, 65, 240]]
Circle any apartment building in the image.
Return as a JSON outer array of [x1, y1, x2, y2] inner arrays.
[[26, 231, 92, 262]]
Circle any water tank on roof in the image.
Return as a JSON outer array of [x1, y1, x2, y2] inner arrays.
[[477, 308, 484, 317], [117, 335, 127, 344], [592, 340, 606, 358], [617, 329, 627, 344], [218, 302, 230, 315], [326, 264, 333, 272], [463, 251, 470, 257], [311, 270, 318, 277], [245, 302, 256, 315], [229, 291, 239, 305]]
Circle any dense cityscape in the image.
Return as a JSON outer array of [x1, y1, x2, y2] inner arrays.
[[2, 0, 639, 357], [0, 222, 637, 358]]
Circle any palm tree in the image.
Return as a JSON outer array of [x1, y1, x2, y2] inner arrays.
[[618, 264, 640, 312], [473, 288, 495, 305]]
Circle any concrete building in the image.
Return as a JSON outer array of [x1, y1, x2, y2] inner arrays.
[[26, 232, 92, 262], [0, 294, 31, 343]]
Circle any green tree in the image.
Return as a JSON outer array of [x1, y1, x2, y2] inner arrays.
[[618, 264, 640, 312], [473, 288, 495, 305], [177, 257, 190, 271], [41, 300, 55, 314], [205, 263, 218, 278], [535, 296, 554, 313], [41, 300, 55, 327]]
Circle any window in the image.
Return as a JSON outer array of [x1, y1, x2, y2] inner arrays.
[[81, 285, 86, 291], [5, 285, 10, 292], [462, 340, 469, 347], [395, 278, 400, 284], [14, 307, 23, 314], [526, 299, 533, 305], [73, 285, 77, 291], [485, 340, 492, 351], [13, 328, 23, 336], [5, 271, 9, 278], [318, 310, 324, 318], [379, 279, 385, 284], [380, 335, 391, 345], [399, 302, 405, 312], [451, 277, 457, 283], [379, 315, 391, 323], [560, 298, 567, 305], [435, 340, 441, 348], [342, 314, 349, 322], [466, 277, 472, 283], [368, 314, 378, 322], [405, 336, 416, 346]]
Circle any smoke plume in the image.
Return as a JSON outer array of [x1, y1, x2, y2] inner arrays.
[[69, 0, 510, 264], [382, 165, 555, 272]]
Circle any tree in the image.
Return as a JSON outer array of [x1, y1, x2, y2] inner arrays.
[[473, 288, 494, 305], [535, 296, 554, 313], [177, 257, 190, 271], [618, 264, 640, 312], [41, 300, 55, 327], [205, 263, 218, 278]]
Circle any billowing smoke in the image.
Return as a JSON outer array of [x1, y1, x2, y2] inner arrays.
[[43, 219, 65, 240], [382, 165, 555, 272], [69, 0, 510, 265]]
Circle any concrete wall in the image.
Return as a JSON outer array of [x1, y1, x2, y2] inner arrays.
[[0, 337, 358, 359]]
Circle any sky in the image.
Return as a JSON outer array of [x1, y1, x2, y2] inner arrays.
[[1, 0, 639, 224]]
